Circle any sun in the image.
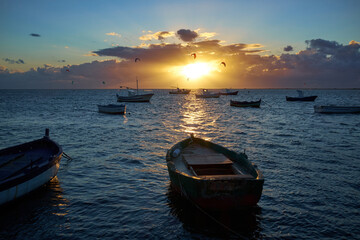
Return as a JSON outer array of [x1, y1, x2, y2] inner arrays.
[[181, 62, 212, 80]]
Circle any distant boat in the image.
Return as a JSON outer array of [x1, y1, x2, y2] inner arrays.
[[0, 129, 62, 206], [195, 89, 220, 99], [219, 89, 238, 95], [169, 88, 191, 94], [98, 104, 126, 114], [314, 105, 360, 114], [166, 134, 264, 209], [116, 78, 154, 102], [286, 90, 317, 101], [230, 99, 261, 108]]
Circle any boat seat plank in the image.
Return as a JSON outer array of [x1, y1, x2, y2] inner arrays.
[[201, 174, 254, 180], [182, 154, 232, 166]]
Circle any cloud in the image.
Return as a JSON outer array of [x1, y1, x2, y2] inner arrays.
[[3, 58, 25, 64], [139, 31, 175, 41], [106, 32, 121, 37], [29, 33, 40, 37], [284, 45, 293, 52], [1, 32, 359, 89], [176, 29, 199, 42]]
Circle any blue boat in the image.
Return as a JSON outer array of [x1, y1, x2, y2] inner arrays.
[[0, 129, 62, 206]]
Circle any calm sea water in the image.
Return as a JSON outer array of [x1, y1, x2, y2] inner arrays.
[[0, 89, 359, 239]]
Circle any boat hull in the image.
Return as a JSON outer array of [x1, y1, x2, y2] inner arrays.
[[166, 136, 264, 210], [98, 104, 126, 114], [167, 169, 263, 209], [286, 96, 317, 101], [116, 93, 154, 102], [219, 91, 238, 95], [0, 130, 62, 206], [314, 105, 360, 114], [230, 99, 261, 108], [169, 89, 191, 94]]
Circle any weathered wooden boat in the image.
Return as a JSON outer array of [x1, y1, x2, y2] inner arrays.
[[230, 99, 261, 108], [219, 89, 238, 95], [169, 88, 191, 94], [0, 129, 62, 206], [314, 105, 360, 114], [98, 104, 126, 114], [195, 89, 220, 99], [166, 135, 264, 209], [286, 90, 317, 101]]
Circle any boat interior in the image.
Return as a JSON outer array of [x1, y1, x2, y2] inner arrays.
[[0, 147, 53, 181], [175, 143, 253, 179]]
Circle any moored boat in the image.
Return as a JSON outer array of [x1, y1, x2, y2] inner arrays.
[[286, 90, 317, 102], [169, 88, 191, 94], [0, 129, 62, 206], [116, 90, 154, 102], [195, 89, 220, 99], [98, 104, 126, 114], [314, 105, 360, 114], [219, 89, 238, 95], [166, 135, 264, 210], [230, 99, 261, 108]]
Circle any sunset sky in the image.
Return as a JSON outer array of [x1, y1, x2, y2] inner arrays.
[[1, 0, 359, 89]]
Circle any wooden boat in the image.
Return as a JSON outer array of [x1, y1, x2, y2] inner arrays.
[[166, 135, 264, 209], [0, 129, 62, 206], [314, 105, 360, 114], [169, 88, 191, 94], [98, 104, 126, 114], [219, 89, 238, 95], [116, 77, 154, 102], [195, 89, 220, 99], [230, 99, 261, 108], [286, 90, 317, 101]]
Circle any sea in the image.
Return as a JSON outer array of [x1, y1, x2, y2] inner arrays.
[[0, 89, 359, 240]]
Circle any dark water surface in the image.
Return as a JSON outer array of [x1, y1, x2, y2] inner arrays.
[[0, 89, 359, 239]]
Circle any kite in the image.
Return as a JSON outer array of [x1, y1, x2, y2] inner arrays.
[[220, 62, 226, 67], [102, 81, 106, 85], [135, 57, 141, 62], [191, 53, 196, 59]]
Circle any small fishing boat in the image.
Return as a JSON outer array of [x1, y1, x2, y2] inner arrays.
[[166, 135, 264, 209], [314, 105, 360, 114], [230, 99, 261, 108], [195, 89, 220, 99], [0, 129, 62, 206], [98, 104, 126, 114], [219, 89, 238, 95], [169, 88, 191, 94], [116, 77, 154, 102], [286, 90, 317, 101]]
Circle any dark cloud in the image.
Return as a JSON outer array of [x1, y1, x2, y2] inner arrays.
[[29, 33, 41, 37], [157, 31, 171, 40], [176, 29, 198, 42], [284, 45, 293, 52], [3, 58, 25, 64]]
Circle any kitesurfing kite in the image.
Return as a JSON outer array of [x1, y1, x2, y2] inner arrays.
[[191, 53, 196, 59], [221, 62, 226, 67], [135, 57, 141, 62]]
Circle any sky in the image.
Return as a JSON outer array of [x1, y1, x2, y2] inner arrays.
[[0, 0, 359, 89]]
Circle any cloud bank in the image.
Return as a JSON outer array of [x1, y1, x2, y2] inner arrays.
[[1, 29, 359, 89]]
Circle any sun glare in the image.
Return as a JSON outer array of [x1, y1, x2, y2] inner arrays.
[[181, 62, 212, 80]]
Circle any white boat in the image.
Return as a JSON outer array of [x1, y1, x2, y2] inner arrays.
[[116, 78, 154, 102], [195, 89, 220, 99], [98, 104, 126, 114], [314, 105, 360, 114], [0, 129, 62, 206]]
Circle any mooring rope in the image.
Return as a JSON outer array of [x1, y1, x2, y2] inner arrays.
[[62, 152, 73, 161]]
